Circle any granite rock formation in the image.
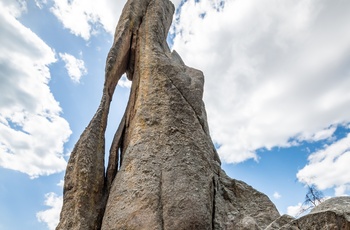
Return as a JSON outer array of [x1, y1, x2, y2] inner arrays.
[[265, 215, 295, 230], [277, 197, 350, 230], [57, 0, 286, 229], [56, 0, 350, 229]]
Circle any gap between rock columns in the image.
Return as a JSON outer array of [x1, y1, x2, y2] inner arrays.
[[56, 0, 152, 228], [102, 0, 219, 228], [56, 0, 280, 229]]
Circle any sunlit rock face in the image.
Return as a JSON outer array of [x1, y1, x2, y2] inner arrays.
[[56, 0, 281, 229]]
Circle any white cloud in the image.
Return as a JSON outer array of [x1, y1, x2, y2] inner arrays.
[[47, 0, 127, 40], [57, 179, 64, 188], [118, 74, 132, 88], [45, 0, 183, 40], [34, 0, 47, 9], [36, 192, 63, 230], [297, 134, 350, 194], [171, 0, 350, 163], [170, 0, 184, 9], [287, 202, 303, 217], [59, 52, 87, 83], [37, 180, 65, 229], [297, 126, 336, 142], [334, 185, 350, 197], [0, 1, 71, 178], [287, 196, 330, 217], [0, 0, 27, 17], [273, 191, 281, 199]]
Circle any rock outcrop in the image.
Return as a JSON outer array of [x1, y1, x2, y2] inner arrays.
[[265, 215, 295, 230], [277, 197, 350, 230], [57, 0, 281, 229], [56, 0, 350, 228], [310, 196, 350, 214]]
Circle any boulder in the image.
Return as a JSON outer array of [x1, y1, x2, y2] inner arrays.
[[278, 197, 350, 230], [265, 214, 295, 230]]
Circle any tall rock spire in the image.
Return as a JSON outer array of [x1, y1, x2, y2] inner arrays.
[[102, 0, 221, 228], [56, 0, 281, 229]]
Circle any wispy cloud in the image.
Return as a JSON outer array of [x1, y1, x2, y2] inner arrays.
[[59, 52, 87, 83], [47, 0, 127, 40], [1, 0, 27, 17], [171, 0, 350, 163], [45, 0, 184, 41], [34, 0, 47, 9], [273, 191, 281, 199], [36, 178, 65, 229], [118, 75, 132, 88], [287, 202, 303, 217], [36, 192, 63, 230], [0, 1, 71, 178], [287, 196, 329, 217], [57, 179, 64, 188], [334, 185, 350, 197], [297, 134, 350, 195]]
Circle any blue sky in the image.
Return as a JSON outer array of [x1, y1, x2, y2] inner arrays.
[[1, 0, 350, 229]]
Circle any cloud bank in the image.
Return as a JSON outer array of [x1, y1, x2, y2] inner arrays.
[[0, 1, 71, 178], [171, 0, 350, 163]]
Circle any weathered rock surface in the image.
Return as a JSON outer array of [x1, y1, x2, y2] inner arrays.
[[279, 211, 350, 230], [57, 0, 350, 228], [265, 215, 295, 230], [274, 197, 350, 230], [311, 196, 350, 215], [57, 0, 281, 229], [214, 171, 280, 229], [56, 68, 116, 230]]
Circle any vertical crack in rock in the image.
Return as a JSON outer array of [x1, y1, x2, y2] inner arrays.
[[212, 176, 217, 230], [159, 170, 165, 230], [105, 113, 125, 194], [165, 70, 207, 135]]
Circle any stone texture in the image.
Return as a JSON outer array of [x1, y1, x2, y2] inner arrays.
[[56, 77, 113, 230], [101, 1, 217, 228], [310, 196, 350, 215], [57, 0, 281, 229], [276, 197, 350, 230], [214, 172, 280, 229], [101, 0, 280, 229], [279, 211, 350, 230], [265, 215, 295, 230], [56, 0, 136, 228]]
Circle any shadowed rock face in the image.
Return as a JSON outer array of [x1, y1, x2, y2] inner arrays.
[[56, 0, 281, 229]]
